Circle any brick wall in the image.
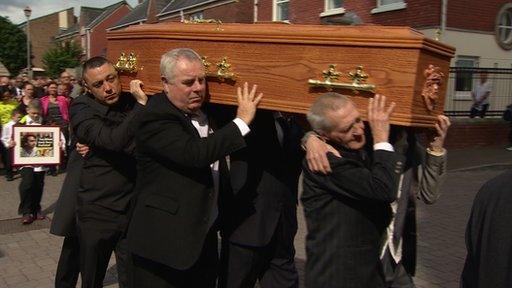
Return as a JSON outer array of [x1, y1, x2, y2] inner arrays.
[[444, 119, 511, 149], [90, 5, 132, 57], [255, 0, 510, 31], [205, 0, 254, 23], [256, 0, 322, 23], [28, 8, 75, 68], [256, 0, 440, 27], [447, 0, 507, 32]]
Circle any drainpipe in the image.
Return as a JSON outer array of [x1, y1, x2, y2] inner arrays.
[[440, 0, 447, 40], [86, 28, 91, 59], [254, 0, 258, 23]]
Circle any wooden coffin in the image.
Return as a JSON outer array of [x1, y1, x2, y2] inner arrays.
[[107, 22, 455, 127]]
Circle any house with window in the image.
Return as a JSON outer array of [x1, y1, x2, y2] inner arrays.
[[18, 8, 76, 70], [55, 1, 132, 59]]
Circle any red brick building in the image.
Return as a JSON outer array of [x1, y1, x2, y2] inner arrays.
[[55, 1, 132, 59], [18, 8, 76, 69]]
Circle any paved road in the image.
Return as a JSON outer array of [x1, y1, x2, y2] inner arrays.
[[0, 147, 511, 287]]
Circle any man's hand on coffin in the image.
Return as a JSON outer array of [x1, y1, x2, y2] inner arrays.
[[303, 132, 340, 174], [429, 115, 450, 152], [76, 142, 90, 157], [235, 82, 263, 125], [368, 94, 395, 144], [130, 79, 147, 105]]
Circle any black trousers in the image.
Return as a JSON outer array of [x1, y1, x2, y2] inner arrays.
[[77, 204, 131, 288], [18, 168, 45, 215], [0, 142, 13, 178], [219, 218, 299, 288], [470, 103, 490, 118], [381, 248, 415, 288], [55, 236, 80, 288], [131, 227, 219, 288]]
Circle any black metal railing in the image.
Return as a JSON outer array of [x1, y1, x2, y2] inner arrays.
[[444, 67, 512, 118]]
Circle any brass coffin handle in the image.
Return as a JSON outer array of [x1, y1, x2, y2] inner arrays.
[[114, 52, 139, 73], [308, 65, 375, 93], [203, 56, 237, 81], [183, 19, 223, 31]]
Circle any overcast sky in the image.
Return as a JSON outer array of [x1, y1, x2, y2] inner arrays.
[[0, 0, 140, 24]]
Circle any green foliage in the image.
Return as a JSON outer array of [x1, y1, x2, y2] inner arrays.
[[42, 41, 82, 79], [0, 16, 28, 76]]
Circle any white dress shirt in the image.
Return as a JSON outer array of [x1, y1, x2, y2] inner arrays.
[[189, 110, 250, 228]]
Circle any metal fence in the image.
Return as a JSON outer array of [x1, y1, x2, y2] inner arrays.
[[444, 67, 512, 117]]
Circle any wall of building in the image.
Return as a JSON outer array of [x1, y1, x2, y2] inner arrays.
[[160, 0, 254, 23], [344, 0, 439, 27], [204, 0, 253, 23], [256, 0, 441, 26], [422, 29, 512, 69], [27, 8, 75, 68], [447, 0, 508, 32], [90, 5, 132, 58], [444, 119, 510, 148], [256, 0, 323, 24]]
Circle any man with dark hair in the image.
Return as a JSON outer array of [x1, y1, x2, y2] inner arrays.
[[58, 56, 147, 287], [127, 48, 263, 287]]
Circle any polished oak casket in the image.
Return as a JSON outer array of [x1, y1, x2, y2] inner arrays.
[[107, 22, 455, 127]]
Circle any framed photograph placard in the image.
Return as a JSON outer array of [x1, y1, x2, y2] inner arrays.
[[12, 125, 61, 166]]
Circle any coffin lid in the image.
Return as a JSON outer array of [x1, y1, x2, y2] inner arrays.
[[107, 22, 454, 58]]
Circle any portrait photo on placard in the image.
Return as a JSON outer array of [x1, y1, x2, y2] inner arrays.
[[12, 126, 61, 166]]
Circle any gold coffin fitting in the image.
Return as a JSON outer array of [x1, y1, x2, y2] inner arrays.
[[202, 56, 237, 81], [183, 19, 223, 31], [114, 52, 139, 73], [308, 64, 375, 93]]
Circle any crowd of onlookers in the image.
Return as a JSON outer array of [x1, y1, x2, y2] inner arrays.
[[0, 71, 82, 224]]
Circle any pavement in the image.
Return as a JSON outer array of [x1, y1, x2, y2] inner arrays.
[[0, 145, 511, 288]]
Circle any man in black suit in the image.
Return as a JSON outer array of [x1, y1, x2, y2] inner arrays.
[[126, 48, 263, 287], [304, 117, 451, 288], [69, 56, 147, 288], [218, 109, 304, 288], [301, 92, 403, 288], [50, 144, 82, 288], [461, 169, 512, 288]]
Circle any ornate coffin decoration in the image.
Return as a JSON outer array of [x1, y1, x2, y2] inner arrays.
[[107, 22, 455, 127]]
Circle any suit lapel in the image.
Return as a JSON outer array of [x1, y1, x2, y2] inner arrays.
[[155, 93, 200, 138]]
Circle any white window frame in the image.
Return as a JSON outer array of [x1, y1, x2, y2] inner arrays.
[[495, 3, 512, 50], [320, 0, 345, 17], [371, 0, 407, 14], [273, 0, 290, 22], [454, 56, 479, 100]]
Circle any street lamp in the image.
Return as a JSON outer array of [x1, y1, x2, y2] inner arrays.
[[23, 6, 32, 79]]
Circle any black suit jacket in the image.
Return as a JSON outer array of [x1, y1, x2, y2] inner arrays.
[[461, 169, 512, 288], [220, 110, 304, 246], [126, 93, 246, 270], [49, 149, 82, 236], [301, 148, 403, 288], [70, 93, 141, 212]]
